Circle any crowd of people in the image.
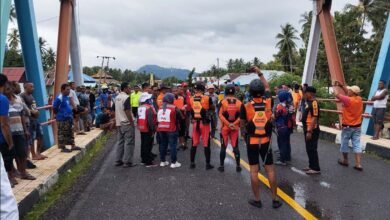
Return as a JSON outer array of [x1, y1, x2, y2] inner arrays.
[[0, 66, 389, 214]]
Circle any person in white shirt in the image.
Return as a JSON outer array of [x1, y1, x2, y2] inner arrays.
[[370, 80, 389, 140]]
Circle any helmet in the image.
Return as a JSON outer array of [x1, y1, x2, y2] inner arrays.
[[194, 81, 205, 91], [224, 84, 235, 95], [249, 79, 265, 97]]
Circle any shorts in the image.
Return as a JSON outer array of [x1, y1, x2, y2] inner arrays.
[[29, 119, 43, 145], [12, 134, 27, 158], [246, 140, 273, 166], [57, 120, 75, 147], [340, 127, 362, 153], [372, 108, 386, 124]]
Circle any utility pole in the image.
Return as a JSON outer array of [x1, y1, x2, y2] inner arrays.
[[217, 58, 220, 88], [97, 56, 115, 86]]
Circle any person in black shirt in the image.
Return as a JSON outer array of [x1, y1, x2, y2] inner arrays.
[[87, 87, 96, 125], [301, 86, 321, 175]]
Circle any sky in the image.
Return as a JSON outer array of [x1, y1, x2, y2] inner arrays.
[[18, 0, 357, 72]]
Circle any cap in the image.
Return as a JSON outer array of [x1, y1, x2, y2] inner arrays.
[[207, 85, 215, 90], [139, 93, 152, 103], [305, 86, 316, 94], [347, 85, 361, 95]]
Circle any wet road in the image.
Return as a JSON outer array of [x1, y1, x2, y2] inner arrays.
[[50, 130, 390, 220]]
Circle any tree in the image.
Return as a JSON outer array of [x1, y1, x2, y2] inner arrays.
[[299, 11, 313, 47], [42, 48, 56, 71], [9, 4, 16, 22], [39, 37, 48, 56], [8, 28, 20, 51], [187, 68, 195, 87], [275, 23, 299, 72]]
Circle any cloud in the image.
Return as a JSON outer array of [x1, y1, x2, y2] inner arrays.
[[31, 0, 356, 72]]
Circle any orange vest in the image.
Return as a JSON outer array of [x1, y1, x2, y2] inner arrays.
[[157, 104, 177, 132], [342, 96, 363, 126], [174, 96, 185, 109], [220, 97, 241, 123], [157, 93, 164, 109], [190, 95, 210, 120], [137, 104, 156, 133], [292, 91, 302, 110], [245, 98, 272, 144]]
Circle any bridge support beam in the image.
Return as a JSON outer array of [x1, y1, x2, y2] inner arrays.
[[362, 14, 390, 135], [302, 0, 321, 86], [0, 0, 11, 70], [70, 0, 83, 86], [14, 0, 54, 148]]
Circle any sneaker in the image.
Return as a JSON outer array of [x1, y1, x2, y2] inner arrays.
[[206, 164, 214, 170], [123, 163, 136, 168], [236, 166, 242, 172], [272, 200, 283, 209], [160, 161, 169, 167], [190, 163, 196, 169], [26, 160, 37, 169], [275, 161, 287, 166], [170, 162, 182, 169], [115, 161, 124, 167], [218, 166, 224, 172], [145, 163, 158, 168], [248, 199, 262, 208]]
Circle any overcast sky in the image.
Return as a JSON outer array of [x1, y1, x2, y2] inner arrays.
[[25, 0, 357, 72]]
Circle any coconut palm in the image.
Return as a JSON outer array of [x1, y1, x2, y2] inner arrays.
[[9, 4, 16, 22], [8, 28, 20, 50], [299, 11, 313, 47], [276, 23, 299, 72], [39, 37, 48, 56]]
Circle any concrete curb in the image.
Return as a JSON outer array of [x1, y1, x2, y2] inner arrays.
[[18, 131, 103, 217]]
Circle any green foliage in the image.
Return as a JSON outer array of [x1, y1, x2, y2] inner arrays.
[[269, 73, 302, 92], [188, 68, 195, 87], [3, 49, 24, 67], [163, 76, 182, 86], [275, 23, 299, 72]]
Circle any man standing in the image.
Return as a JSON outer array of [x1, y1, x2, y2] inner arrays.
[[113, 82, 136, 168], [240, 66, 282, 209], [86, 86, 96, 126], [53, 84, 82, 153], [20, 82, 46, 160], [78, 86, 90, 132], [206, 85, 218, 139], [68, 82, 85, 135], [130, 85, 141, 119], [301, 86, 321, 175], [157, 84, 169, 109], [370, 80, 388, 140], [181, 82, 192, 140], [174, 86, 187, 150], [218, 84, 243, 172], [334, 81, 363, 171]]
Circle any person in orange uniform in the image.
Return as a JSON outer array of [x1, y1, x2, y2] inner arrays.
[[334, 81, 364, 171], [157, 84, 169, 109], [218, 84, 243, 172], [301, 86, 321, 175], [240, 66, 282, 209], [174, 87, 187, 150], [190, 82, 215, 170], [292, 84, 302, 113]]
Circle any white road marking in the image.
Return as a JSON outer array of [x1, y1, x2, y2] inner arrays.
[[291, 167, 308, 176]]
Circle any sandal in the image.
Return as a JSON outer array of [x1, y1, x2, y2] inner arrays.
[[71, 146, 82, 151], [353, 166, 363, 171], [61, 148, 72, 153], [338, 159, 349, 167], [21, 173, 36, 180]]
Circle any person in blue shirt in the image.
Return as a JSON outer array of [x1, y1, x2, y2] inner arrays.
[[0, 74, 16, 187], [53, 84, 81, 153]]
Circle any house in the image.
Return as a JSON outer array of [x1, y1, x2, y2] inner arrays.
[[91, 70, 120, 85]]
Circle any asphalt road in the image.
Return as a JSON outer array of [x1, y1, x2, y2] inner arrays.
[[43, 129, 390, 220]]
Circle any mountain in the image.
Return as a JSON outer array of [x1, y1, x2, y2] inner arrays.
[[137, 65, 193, 80]]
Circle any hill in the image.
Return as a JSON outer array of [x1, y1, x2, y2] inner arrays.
[[137, 65, 193, 80]]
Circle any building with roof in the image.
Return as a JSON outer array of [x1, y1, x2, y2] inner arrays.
[[3, 67, 27, 83]]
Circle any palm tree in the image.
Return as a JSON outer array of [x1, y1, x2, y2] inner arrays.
[[39, 37, 48, 56], [276, 23, 299, 72], [9, 4, 16, 22], [8, 28, 20, 50], [299, 11, 313, 47], [43, 48, 56, 70]]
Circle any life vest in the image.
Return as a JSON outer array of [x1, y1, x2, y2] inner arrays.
[[174, 96, 185, 110], [191, 95, 210, 120], [157, 104, 176, 132], [221, 98, 241, 122], [246, 99, 272, 144], [157, 93, 164, 109], [137, 104, 156, 133]]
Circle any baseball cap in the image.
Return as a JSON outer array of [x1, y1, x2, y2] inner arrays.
[[347, 85, 361, 95], [207, 85, 215, 90], [139, 93, 152, 103]]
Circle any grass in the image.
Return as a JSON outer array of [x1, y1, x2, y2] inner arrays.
[[23, 134, 109, 220]]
